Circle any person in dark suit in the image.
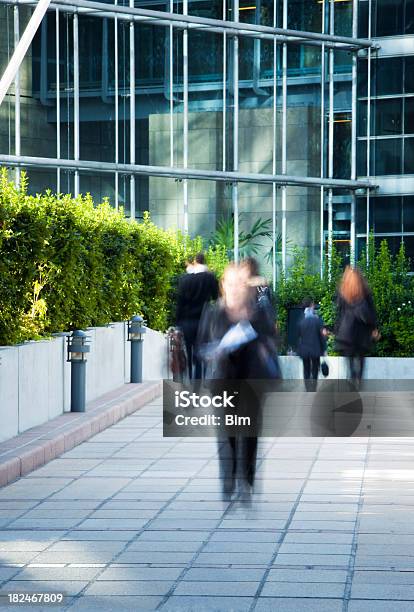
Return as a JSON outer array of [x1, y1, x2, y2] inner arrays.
[[176, 252, 219, 380], [297, 299, 327, 391]]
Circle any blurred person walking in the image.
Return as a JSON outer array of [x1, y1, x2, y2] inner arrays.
[[335, 266, 378, 386], [176, 252, 219, 380], [297, 299, 327, 391], [198, 263, 280, 501]]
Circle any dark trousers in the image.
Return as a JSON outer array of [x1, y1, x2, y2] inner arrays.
[[302, 357, 320, 380], [180, 319, 202, 380], [349, 355, 365, 383], [219, 436, 258, 493]]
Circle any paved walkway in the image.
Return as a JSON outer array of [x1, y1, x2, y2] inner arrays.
[[0, 393, 413, 611]]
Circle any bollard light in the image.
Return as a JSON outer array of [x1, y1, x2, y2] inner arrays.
[[67, 330, 90, 412], [128, 315, 146, 383]]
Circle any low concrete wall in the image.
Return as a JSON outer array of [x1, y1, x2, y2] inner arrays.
[[280, 356, 414, 379], [0, 323, 168, 442]]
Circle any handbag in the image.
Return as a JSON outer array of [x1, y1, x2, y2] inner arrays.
[[320, 360, 329, 377]]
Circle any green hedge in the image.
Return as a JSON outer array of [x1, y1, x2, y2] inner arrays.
[[276, 240, 414, 357], [0, 169, 227, 346]]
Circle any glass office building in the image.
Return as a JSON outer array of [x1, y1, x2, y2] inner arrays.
[[0, 0, 412, 280]]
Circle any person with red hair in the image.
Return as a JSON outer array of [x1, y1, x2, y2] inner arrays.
[[335, 266, 379, 385]]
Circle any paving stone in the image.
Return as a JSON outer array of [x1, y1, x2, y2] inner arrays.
[[278, 543, 352, 555], [201, 541, 278, 553], [116, 551, 195, 564], [195, 552, 274, 565], [267, 569, 347, 582], [254, 598, 343, 611], [11, 567, 101, 581], [352, 571, 414, 585], [136, 530, 210, 542], [97, 567, 183, 581], [159, 596, 253, 611], [173, 581, 259, 596], [348, 601, 414, 612], [0, 580, 89, 596], [127, 540, 202, 552], [183, 568, 266, 582], [67, 595, 164, 610], [351, 584, 414, 600], [272, 554, 350, 567], [261, 581, 345, 597], [85, 580, 175, 596], [283, 532, 353, 544]]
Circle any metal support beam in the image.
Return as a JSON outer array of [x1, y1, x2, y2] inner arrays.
[[8, 0, 376, 50], [366, 0, 372, 259], [0, 0, 51, 107], [129, 0, 135, 219], [183, 0, 188, 234], [14, 5, 20, 185], [281, 0, 287, 274], [0, 154, 375, 190], [56, 7, 60, 193], [350, 0, 358, 265], [73, 12, 79, 196], [114, 0, 118, 209], [327, 0, 334, 278], [320, 0, 326, 278], [232, 0, 239, 263]]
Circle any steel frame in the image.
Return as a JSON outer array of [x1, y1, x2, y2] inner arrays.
[[0, 0, 379, 280]]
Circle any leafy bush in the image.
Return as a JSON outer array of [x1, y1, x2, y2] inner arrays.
[[274, 238, 414, 357], [0, 169, 224, 345]]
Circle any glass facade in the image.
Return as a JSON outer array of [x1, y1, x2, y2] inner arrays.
[[3, 0, 409, 279], [357, 0, 414, 268]]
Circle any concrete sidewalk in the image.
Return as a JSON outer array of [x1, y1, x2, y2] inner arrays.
[[0, 391, 413, 611]]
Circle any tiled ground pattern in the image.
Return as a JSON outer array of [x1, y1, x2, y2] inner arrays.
[[0, 394, 413, 610]]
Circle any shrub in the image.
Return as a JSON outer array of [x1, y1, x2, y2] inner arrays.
[[274, 238, 414, 357], [0, 169, 220, 345]]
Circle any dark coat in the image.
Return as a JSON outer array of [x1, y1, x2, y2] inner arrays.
[[176, 271, 219, 324], [297, 313, 325, 359], [197, 299, 279, 381], [335, 294, 377, 356]]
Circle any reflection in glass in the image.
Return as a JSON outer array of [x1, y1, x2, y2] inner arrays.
[[372, 196, 402, 233], [372, 138, 402, 175], [376, 0, 404, 36], [403, 196, 414, 231], [404, 138, 414, 174], [374, 98, 402, 136], [405, 98, 414, 134]]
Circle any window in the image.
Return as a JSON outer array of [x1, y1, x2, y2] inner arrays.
[[402, 236, 414, 269], [375, 57, 403, 96], [372, 138, 403, 175], [404, 138, 414, 174], [405, 57, 414, 93], [405, 0, 414, 33], [376, 0, 404, 36], [356, 197, 367, 233], [357, 140, 368, 176], [372, 196, 402, 232], [405, 98, 414, 134], [374, 99, 403, 136], [403, 196, 414, 231]]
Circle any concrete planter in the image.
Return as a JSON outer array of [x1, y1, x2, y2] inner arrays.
[[280, 355, 414, 380], [0, 323, 168, 442]]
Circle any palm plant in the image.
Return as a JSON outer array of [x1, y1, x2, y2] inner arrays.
[[208, 214, 272, 259], [265, 232, 293, 265]]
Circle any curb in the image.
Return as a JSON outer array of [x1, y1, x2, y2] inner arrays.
[[0, 381, 162, 489]]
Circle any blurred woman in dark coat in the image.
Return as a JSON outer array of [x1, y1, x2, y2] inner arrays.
[[335, 266, 379, 385], [197, 263, 278, 500]]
